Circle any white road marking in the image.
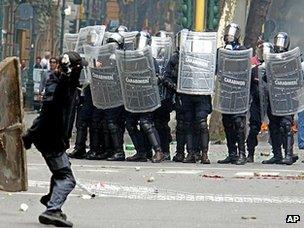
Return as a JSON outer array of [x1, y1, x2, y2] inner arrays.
[[22, 180, 304, 205], [28, 163, 304, 174], [157, 170, 202, 174], [75, 169, 119, 173]]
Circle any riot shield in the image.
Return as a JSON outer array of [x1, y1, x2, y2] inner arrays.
[[120, 31, 138, 50], [177, 31, 217, 95], [75, 25, 106, 56], [213, 48, 253, 114], [151, 36, 173, 100], [151, 36, 173, 72], [84, 43, 124, 109], [63, 33, 78, 52], [116, 46, 161, 113], [0, 57, 27, 192], [265, 47, 304, 116]]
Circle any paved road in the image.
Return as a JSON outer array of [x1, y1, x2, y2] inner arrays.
[[1, 113, 304, 227]]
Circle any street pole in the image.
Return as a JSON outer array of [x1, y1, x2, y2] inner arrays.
[[86, 0, 90, 26], [0, 0, 4, 61], [60, 0, 66, 55], [195, 0, 206, 32], [25, 7, 35, 111]]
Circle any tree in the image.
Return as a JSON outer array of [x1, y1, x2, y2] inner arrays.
[[244, 0, 272, 49]]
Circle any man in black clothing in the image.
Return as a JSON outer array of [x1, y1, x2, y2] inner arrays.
[[22, 51, 84, 227]]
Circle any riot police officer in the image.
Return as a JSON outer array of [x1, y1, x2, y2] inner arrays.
[[246, 41, 272, 162], [124, 31, 164, 163], [217, 23, 248, 165], [103, 33, 126, 161], [262, 32, 298, 165], [153, 30, 174, 160], [163, 30, 204, 163]]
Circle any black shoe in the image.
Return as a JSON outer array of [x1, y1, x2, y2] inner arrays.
[[107, 152, 125, 161], [262, 156, 283, 164], [281, 154, 298, 165], [235, 154, 247, 165], [146, 150, 153, 160], [172, 153, 185, 162], [40, 194, 50, 207], [151, 151, 164, 163], [68, 149, 86, 159], [39, 211, 73, 227], [217, 156, 237, 164], [126, 153, 147, 162], [163, 153, 171, 161], [246, 155, 254, 163], [86, 150, 103, 160], [182, 154, 196, 163]]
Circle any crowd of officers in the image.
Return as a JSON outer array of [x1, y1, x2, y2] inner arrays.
[[21, 22, 301, 227], [68, 23, 299, 166]]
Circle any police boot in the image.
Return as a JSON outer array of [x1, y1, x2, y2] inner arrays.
[[235, 117, 247, 165], [199, 121, 210, 164], [126, 153, 147, 162], [151, 149, 164, 163], [141, 121, 163, 163], [281, 130, 295, 165], [39, 211, 72, 227], [262, 150, 283, 164], [218, 120, 238, 164], [68, 124, 87, 159], [106, 122, 125, 161], [236, 151, 246, 165], [107, 152, 125, 161], [86, 126, 102, 160], [217, 154, 238, 164], [173, 152, 185, 162], [183, 152, 196, 163], [246, 151, 254, 163]]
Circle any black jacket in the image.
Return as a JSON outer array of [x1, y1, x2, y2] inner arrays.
[[24, 71, 79, 156]]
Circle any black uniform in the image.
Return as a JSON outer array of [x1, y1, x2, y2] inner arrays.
[[105, 106, 126, 161], [246, 62, 262, 162], [218, 43, 248, 165], [125, 59, 163, 162], [163, 50, 208, 163]]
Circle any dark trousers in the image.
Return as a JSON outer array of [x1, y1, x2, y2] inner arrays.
[[180, 94, 211, 154], [246, 88, 262, 154], [154, 99, 173, 154], [43, 152, 76, 212]]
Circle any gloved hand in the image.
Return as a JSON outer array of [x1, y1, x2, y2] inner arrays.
[[60, 54, 71, 74], [22, 133, 32, 150]]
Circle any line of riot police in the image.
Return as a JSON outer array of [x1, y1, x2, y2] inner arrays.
[[64, 23, 304, 165]]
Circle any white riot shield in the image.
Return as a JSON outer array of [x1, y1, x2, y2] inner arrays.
[[177, 31, 217, 95], [63, 33, 78, 52], [103, 32, 114, 45], [265, 47, 304, 116], [151, 36, 173, 100], [116, 47, 161, 113], [213, 48, 253, 114], [120, 31, 138, 50], [75, 25, 106, 56], [151, 36, 173, 71], [84, 44, 123, 109]]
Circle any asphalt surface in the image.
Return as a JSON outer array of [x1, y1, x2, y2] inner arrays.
[[1, 112, 304, 228]]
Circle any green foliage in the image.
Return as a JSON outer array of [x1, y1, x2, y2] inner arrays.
[[181, 0, 192, 29], [207, 0, 220, 31]]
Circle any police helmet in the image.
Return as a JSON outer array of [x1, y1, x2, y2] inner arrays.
[[224, 23, 241, 44], [273, 32, 290, 53]]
